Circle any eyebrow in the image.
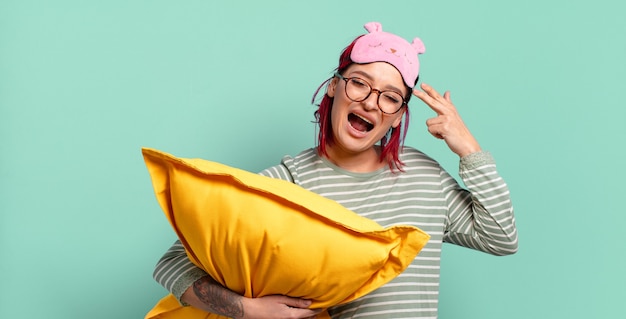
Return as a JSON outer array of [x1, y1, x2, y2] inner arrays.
[[347, 70, 405, 95]]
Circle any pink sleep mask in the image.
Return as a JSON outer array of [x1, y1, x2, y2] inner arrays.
[[351, 22, 425, 88]]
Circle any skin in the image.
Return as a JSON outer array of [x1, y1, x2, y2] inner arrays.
[[180, 61, 481, 318], [413, 83, 481, 157], [325, 62, 407, 172]]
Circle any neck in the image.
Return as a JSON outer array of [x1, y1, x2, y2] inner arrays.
[[322, 145, 386, 173]]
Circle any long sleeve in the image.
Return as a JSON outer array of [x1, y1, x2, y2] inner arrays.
[[153, 240, 208, 302], [442, 151, 518, 256]]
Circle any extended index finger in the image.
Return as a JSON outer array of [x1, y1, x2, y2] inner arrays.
[[413, 83, 446, 115]]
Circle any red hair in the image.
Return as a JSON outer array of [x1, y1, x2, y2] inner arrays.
[[312, 36, 413, 172]]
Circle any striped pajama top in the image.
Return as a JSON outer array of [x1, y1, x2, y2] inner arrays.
[[153, 147, 518, 319]]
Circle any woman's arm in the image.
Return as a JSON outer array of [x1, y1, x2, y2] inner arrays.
[[154, 241, 322, 319], [413, 84, 518, 255], [441, 151, 518, 255], [182, 276, 322, 319]]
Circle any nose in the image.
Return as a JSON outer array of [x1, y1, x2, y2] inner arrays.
[[362, 90, 380, 111]]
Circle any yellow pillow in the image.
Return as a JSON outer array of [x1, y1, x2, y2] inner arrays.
[[142, 148, 430, 319]]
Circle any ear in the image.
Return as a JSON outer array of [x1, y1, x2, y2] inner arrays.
[[391, 108, 406, 129], [327, 77, 338, 98]]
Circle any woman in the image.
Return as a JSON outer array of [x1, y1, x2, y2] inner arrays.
[[153, 22, 518, 319]]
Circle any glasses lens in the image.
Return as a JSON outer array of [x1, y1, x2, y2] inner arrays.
[[379, 91, 404, 114], [345, 78, 371, 101]]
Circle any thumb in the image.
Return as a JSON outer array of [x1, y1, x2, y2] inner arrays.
[[443, 91, 451, 102]]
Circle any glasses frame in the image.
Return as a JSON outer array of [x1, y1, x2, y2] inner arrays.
[[334, 72, 406, 114]]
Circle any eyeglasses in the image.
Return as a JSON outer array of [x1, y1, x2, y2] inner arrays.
[[334, 72, 406, 114]]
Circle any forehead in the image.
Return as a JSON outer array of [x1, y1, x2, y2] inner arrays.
[[344, 62, 406, 93]]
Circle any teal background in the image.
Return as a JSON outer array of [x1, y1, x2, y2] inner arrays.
[[1, 0, 624, 318]]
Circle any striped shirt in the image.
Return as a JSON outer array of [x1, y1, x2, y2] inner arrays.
[[153, 147, 518, 318]]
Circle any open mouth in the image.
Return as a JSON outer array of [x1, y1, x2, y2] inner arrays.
[[348, 113, 374, 132]]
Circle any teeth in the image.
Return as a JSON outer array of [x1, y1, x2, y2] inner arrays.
[[355, 114, 372, 125]]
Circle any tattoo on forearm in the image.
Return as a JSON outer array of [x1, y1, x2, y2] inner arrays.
[[193, 276, 244, 318]]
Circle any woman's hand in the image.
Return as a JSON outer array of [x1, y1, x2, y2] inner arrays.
[[413, 83, 481, 157], [242, 295, 323, 319]]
